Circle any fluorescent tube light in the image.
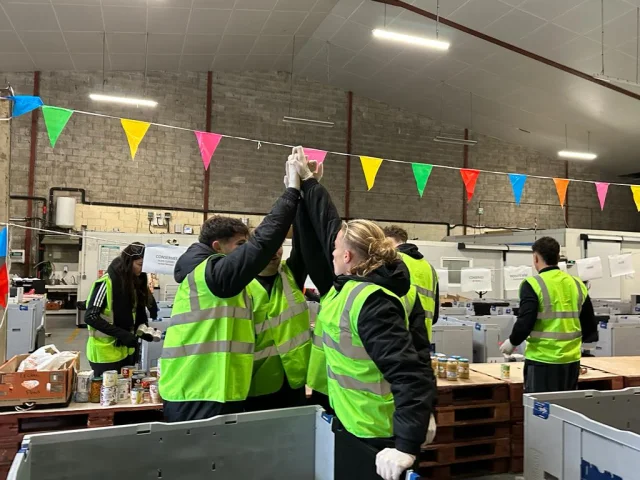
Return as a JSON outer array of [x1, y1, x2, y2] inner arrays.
[[558, 150, 597, 161], [433, 135, 477, 146], [89, 94, 158, 107], [372, 29, 450, 51], [282, 116, 334, 128], [458, 243, 508, 252]]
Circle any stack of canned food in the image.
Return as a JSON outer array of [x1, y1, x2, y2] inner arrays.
[[75, 364, 162, 406], [431, 353, 470, 381]]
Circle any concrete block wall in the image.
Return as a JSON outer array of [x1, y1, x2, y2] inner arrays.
[[5, 69, 639, 275]]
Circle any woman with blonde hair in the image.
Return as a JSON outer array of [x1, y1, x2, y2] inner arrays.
[[288, 147, 435, 480]]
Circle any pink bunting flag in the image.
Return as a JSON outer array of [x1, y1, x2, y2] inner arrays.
[[595, 182, 609, 211], [194, 131, 223, 170], [303, 148, 328, 164]]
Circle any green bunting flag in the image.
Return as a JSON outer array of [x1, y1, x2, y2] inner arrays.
[[42, 106, 73, 148], [411, 163, 433, 198]]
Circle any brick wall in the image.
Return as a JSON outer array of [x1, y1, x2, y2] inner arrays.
[[6, 70, 638, 273]]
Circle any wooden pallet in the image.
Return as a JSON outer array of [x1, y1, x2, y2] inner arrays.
[[420, 437, 511, 466], [581, 356, 640, 387], [419, 458, 510, 480], [511, 456, 524, 473], [511, 422, 524, 457], [437, 371, 509, 407], [436, 402, 510, 427], [433, 422, 511, 444]]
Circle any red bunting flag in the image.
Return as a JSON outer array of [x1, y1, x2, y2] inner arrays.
[[460, 169, 480, 203], [194, 131, 223, 171]]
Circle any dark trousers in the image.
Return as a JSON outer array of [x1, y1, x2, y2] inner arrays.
[[523, 359, 580, 394], [89, 354, 135, 377], [244, 381, 306, 412]]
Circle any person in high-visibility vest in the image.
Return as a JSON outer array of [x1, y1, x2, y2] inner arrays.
[[289, 146, 436, 480], [160, 157, 303, 423], [384, 225, 439, 343], [85, 242, 158, 377], [500, 236, 597, 393]]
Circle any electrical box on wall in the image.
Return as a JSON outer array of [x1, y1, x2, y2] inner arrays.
[[10, 250, 25, 263]]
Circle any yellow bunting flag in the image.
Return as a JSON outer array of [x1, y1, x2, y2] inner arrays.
[[553, 178, 570, 207], [120, 118, 151, 160], [359, 156, 383, 190], [631, 186, 640, 212]]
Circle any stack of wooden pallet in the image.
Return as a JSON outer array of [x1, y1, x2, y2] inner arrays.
[[419, 371, 511, 479], [470, 361, 624, 474]]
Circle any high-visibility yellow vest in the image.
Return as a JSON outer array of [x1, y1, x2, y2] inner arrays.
[[158, 256, 254, 402], [306, 289, 335, 396], [524, 269, 587, 364], [246, 262, 311, 396], [398, 252, 437, 339], [86, 275, 135, 364], [322, 281, 407, 438]]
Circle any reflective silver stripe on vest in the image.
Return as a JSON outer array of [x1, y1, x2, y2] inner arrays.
[[415, 285, 435, 299], [253, 329, 311, 361], [187, 271, 200, 312], [322, 331, 370, 360], [327, 365, 391, 396], [88, 325, 114, 338], [402, 294, 412, 314], [532, 275, 580, 321], [326, 282, 371, 360], [574, 277, 584, 308], [162, 340, 254, 359], [529, 330, 582, 340], [254, 268, 308, 335], [312, 332, 323, 347]]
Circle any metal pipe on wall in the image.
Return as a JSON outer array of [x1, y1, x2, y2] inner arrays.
[[203, 71, 213, 223], [345, 91, 353, 220], [462, 128, 469, 235], [24, 71, 40, 276]]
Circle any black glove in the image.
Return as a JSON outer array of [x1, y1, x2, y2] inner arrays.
[[115, 332, 139, 348], [139, 333, 155, 342]]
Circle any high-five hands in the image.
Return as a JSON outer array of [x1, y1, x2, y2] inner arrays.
[[284, 146, 324, 189], [284, 151, 301, 190]]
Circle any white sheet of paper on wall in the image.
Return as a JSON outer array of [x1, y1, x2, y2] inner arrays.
[[558, 261, 568, 272], [575, 256, 603, 281], [435, 269, 448, 294], [608, 253, 634, 278], [503, 265, 533, 291], [460, 268, 493, 293]]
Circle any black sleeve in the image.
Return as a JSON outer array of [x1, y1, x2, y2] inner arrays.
[[148, 294, 159, 321], [292, 198, 335, 296], [408, 298, 431, 365], [358, 292, 434, 456], [286, 205, 308, 291], [204, 188, 300, 298], [84, 282, 137, 347], [432, 282, 440, 326], [301, 178, 342, 272], [580, 295, 598, 343], [509, 282, 539, 346]]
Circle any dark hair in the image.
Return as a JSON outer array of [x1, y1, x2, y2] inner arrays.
[[199, 215, 249, 246], [383, 225, 408, 244], [532, 237, 560, 266], [114, 242, 149, 307]]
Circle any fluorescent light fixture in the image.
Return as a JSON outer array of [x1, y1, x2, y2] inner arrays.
[[372, 29, 450, 50], [558, 150, 597, 161], [282, 116, 334, 128], [89, 93, 158, 107], [457, 243, 508, 251], [433, 135, 477, 146]]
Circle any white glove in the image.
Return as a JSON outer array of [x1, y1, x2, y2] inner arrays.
[[307, 160, 324, 183], [500, 338, 515, 355], [375, 448, 415, 480], [285, 154, 301, 190], [422, 414, 437, 447], [291, 145, 313, 180]]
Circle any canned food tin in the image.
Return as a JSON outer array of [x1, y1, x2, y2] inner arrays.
[[501, 363, 511, 379], [131, 388, 144, 405], [102, 370, 118, 388], [90, 377, 102, 403], [131, 374, 145, 390], [117, 378, 130, 403], [457, 358, 470, 379], [133, 370, 146, 377], [446, 358, 458, 381], [75, 391, 89, 403], [141, 377, 157, 390], [121, 366, 135, 378], [100, 385, 117, 407], [76, 371, 94, 393], [149, 384, 161, 404], [150, 367, 159, 378]]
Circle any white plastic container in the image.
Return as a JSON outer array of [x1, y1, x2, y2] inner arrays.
[[54, 197, 76, 228]]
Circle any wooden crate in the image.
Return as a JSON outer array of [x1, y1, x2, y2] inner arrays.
[[436, 402, 510, 427], [437, 371, 509, 407], [421, 437, 511, 466], [419, 458, 510, 480], [581, 356, 640, 387], [511, 456, 524, 474], [433, 422, 510, 444]]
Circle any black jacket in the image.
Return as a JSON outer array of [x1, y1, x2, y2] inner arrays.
[[163, 187, 301, 423], [300, 178, 435, 456], [397, 242, 440, 327], [510, 266, 598, 347]]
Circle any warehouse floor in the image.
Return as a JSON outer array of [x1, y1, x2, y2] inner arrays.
[[44, 317, 521, 480]]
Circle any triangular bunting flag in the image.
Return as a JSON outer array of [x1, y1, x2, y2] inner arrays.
[[631, 186, 640, 212], [359, 156, 383, 190], [0, 262, 7, 309], [8, 95, 43, 117], [595, 182, 609, 211], [42, 106, 73, 148], [411, 163, 433, 198], [508, 173, 527, 206], [121, 119, 151, 160], [0, 227, 6, 257], [553, 178, 570, 207], [460, 169, 480, 203], [194, 131, 222, 170], [303, 148, 328, 164]]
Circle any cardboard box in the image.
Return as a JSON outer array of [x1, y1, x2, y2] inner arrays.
[[0, 353, 78, 407]]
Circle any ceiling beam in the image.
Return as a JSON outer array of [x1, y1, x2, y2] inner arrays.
[[372, 0, 640, 102]]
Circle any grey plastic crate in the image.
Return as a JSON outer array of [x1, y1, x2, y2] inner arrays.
[[9, 406, 336, 480], [524, 388, 640, 480]]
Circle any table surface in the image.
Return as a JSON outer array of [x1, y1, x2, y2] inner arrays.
[[470, 361, 619, 384], [44, 285, 78, 291], [580, 356, 640, 376], [437, 369, 507, 388], [0, 400, 162, 417]]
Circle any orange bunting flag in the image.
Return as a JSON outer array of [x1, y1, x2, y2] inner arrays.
[[631, 186, 640, 212], [553, 178, 570, 207], [121, 118, 151, 160], [359, 156, 383, 190], [460, 169, 480, 203]]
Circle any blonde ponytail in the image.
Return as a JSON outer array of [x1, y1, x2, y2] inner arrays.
[[341, 219, 398, 277]]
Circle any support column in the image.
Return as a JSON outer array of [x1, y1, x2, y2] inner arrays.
[[345, 91, 353, 220], [0, 94, 12, 362], [462, 128, 469, 235], [202, 71, 213, 222]]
